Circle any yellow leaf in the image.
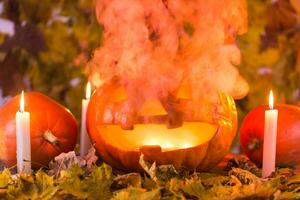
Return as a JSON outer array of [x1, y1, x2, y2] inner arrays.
[[0, 169, 11, 188]]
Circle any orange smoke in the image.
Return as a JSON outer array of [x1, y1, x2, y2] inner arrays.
[[87, 0, 249, 102]]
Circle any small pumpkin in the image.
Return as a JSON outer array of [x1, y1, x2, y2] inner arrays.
[[0, 92, 78, 168], [240, 104, 300, 167], [87, 80, 237, 172]]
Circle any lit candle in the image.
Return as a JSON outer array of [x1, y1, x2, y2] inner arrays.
[[16, 91, 31, 174], [262, 90, 278, 177], [80, 82, 92, 156]]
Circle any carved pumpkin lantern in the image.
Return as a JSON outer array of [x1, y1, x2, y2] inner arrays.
[[86, 0, 247, 172], [86, 79, 237, 172]]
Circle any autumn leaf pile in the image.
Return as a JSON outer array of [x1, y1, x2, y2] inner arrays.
[[0, 153, 299, 200]]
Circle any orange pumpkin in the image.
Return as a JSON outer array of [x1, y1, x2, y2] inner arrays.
[[87, 80, 237, 172], [0, 92, 78, 169], [240, 104, 300, 167]]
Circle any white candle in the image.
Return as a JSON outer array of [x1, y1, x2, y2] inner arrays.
[[15, 91, 31, 174], [262, 90, 278, 178], [80, 82, 92, 156]]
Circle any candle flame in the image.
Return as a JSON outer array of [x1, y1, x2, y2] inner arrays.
[[86, 82, 91, 99], [269, 90, 274, 109], [20, 91, 25, 113]]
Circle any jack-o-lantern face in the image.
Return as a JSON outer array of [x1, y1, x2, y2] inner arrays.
[[87, 80, 237, 172]]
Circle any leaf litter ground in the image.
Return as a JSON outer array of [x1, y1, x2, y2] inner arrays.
[[0, 150, 300, 200]]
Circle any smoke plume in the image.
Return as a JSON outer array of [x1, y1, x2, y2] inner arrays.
[[87, 0, 249, 102]]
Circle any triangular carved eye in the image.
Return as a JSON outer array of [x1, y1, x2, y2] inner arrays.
[[111, 86, 128, 102], [177, 81, 192, 100], [138, 99, 167, 116]]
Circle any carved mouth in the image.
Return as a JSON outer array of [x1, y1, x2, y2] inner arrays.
[[97, 122, 217, 152]]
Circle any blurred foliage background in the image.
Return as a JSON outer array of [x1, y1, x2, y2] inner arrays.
[[0, 0, 102, 120], [238, 0, 300, 119], [1, 0, 300, 131]]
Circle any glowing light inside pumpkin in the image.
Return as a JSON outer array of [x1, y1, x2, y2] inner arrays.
[[143, 139, 176, 149], [86, 82, 91, 99], [182, 143, 192, 148], [97, 122, 217, 151], [269, 90, 274, 110], [143, 139, 190, 149], [20, 90, 25, 113], [162, 143, 174, 149], [143, 139, 159, 146]]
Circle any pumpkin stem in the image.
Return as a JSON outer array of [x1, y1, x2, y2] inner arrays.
[[43, 130, 59, 146], [247, 138, 260, 151]]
